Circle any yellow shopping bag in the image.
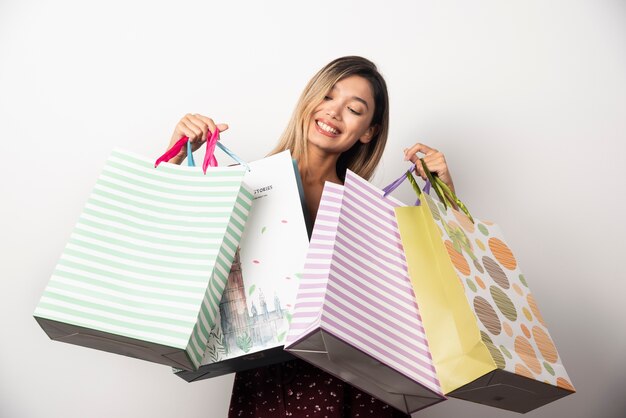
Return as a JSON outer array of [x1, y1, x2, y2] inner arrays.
[[394, 164, 575, 413]]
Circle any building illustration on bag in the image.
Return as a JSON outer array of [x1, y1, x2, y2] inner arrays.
[[217, 249, 285, 355]]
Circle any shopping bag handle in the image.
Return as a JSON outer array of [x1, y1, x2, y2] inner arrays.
[[383, 161, 474, 223], [417, 159, 473, 223], [154, 137, 188, 168], [154, 129, 250, 173], [382, 165, 424, 206], [186, 138, 196, 167], [202, 128, 220, 173]]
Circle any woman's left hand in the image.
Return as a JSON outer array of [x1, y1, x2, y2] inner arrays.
[[404, 143, 455, 194]]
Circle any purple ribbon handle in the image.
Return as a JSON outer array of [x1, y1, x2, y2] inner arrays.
[[382, 164, 432, 206], [423, 180, 431, 195], [382, 165, 416, 196], [414, 180, 432, 206]]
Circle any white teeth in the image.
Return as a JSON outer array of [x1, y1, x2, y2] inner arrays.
[[317, 121, 339, 134]]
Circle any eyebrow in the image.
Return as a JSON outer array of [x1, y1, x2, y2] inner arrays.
[[331, 86, 370, 110], [351, 96, 370, 110]]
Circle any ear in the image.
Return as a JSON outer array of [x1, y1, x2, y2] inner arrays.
[[359, 125, 378, 144]]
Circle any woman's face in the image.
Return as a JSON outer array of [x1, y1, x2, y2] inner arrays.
[[307, 75, 376, 155]]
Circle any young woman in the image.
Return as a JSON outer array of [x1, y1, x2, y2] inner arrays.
[[166, 56, 455, 418]]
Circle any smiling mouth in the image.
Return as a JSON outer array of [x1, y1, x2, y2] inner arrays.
[[316, 120, 340, 135]]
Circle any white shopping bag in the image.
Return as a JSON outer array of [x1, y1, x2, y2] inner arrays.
[[175, 150, 310, 381]]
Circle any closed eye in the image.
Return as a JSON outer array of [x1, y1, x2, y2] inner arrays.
[[348, 107, 362, 116]]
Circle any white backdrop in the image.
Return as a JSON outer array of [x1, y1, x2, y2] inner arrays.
[[1, 1, 625, 417]]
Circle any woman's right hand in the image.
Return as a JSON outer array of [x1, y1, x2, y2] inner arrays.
[[166, 114, 229, 165]]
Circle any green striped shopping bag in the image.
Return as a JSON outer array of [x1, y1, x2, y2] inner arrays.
[[34, 140, 252, 371]]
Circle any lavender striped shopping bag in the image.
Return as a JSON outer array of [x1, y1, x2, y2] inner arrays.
[[284, 171, 445, 414]]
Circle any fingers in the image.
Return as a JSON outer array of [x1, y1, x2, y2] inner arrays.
[[414, 159, 427, 181], [403, 142, 439, 180], [171, 114, 230, 154], [403, 143, 436, 162], [176, 114, 229, 139], [167, 114, 228, 165], [178, 114, 208, 144], [422, 152, 447, 174], [195, 114, 229, 137], [422, 152, 455, 194], [403, 142, 454, 192]]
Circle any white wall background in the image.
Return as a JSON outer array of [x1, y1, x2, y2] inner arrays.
[[1, 1, 624, 417]]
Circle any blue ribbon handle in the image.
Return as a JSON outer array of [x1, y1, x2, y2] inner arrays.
[[186, 139, 196, 167], [185, 138, 249, 171], [216, 141, 251, 171]]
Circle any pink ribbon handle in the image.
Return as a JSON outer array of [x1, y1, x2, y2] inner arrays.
[[154, 137, 189, 168], [202, 128, 220, 174], [155, 128, 221, 174]]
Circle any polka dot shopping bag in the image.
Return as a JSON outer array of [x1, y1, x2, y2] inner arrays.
[[394, 165, 575, 413]]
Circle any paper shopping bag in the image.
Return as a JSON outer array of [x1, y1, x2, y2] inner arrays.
[[174, 150, 309, 381], [284, 170, 445, 415], [34, 148, 252, 371], [395, 171, 575, 413]]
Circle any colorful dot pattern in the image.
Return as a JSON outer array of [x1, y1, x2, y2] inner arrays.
[[423, 195, 574, 392]]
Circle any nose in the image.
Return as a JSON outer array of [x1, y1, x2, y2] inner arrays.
[[326, 102, 341, 120]]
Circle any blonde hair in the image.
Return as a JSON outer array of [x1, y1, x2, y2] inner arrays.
[[269, 56, 389, 181]]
